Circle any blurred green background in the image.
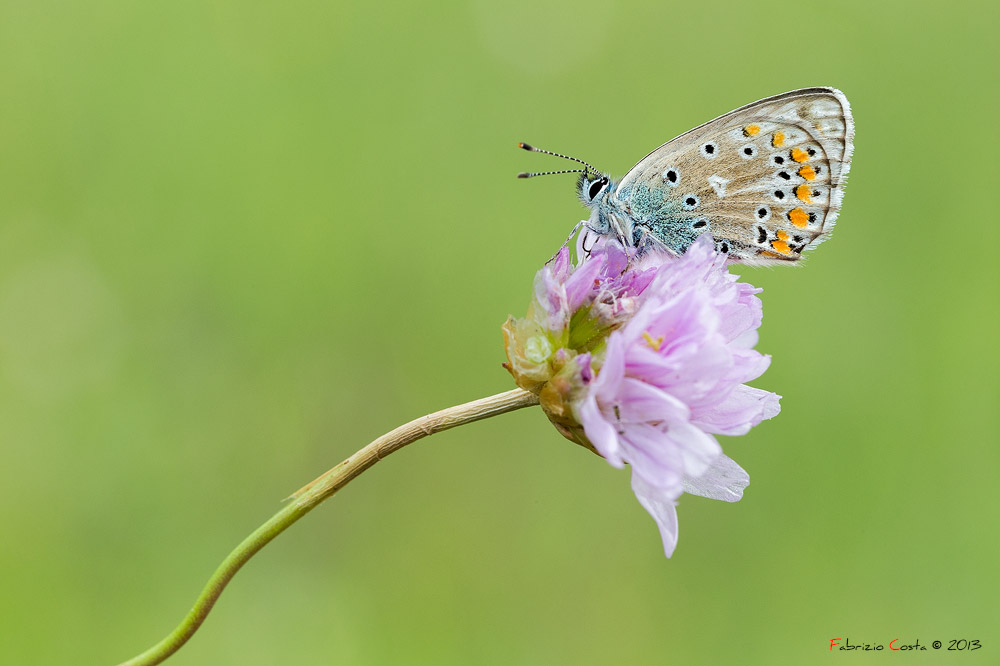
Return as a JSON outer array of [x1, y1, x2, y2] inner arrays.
[[1, 0, 997, 663]]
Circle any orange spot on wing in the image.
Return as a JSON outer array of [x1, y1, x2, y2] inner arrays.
[[798, 165, 817, 180], [795, 184, 813, 203], [743, 125, 761, 137], [788, 208, 809, 228], [772, 131, 785, 147], [770, 240, 792, 255], [791, 148, 810, 163], [776, 230, 790, 241]]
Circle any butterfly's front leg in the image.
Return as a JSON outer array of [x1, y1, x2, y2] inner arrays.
[[553, 221, 587, 262]]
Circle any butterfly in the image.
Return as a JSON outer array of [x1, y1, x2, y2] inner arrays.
[[519, 87, 854, 264]]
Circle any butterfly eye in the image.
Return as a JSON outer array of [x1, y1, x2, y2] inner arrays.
[[716, 241, 730, 254], [588, 178, 607, 200], [661, 167, 680, 186], [682, 194, 700, 210], [700, 142, 717, 158]]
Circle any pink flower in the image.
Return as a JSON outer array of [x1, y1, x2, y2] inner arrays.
[[502, 240, 657, 394], [504, 233, 779, 557], [576, 236, 779, 556]]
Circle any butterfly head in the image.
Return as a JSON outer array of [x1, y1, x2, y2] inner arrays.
[[518, 142, 624, 242], [577, 171, 614, 208]]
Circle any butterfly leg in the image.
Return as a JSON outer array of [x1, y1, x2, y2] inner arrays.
[[631, 225, 674, 259], [546, 220, 585, 263]]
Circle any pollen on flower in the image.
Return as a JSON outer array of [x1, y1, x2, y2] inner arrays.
[[642, 331, 664, 352]]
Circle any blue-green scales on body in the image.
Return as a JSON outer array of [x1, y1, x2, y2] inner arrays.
[[620, 182, 703, 254], [579, 175, 702, 256]]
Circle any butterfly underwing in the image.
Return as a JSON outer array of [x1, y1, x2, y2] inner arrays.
[[519, 87, 854, 264]]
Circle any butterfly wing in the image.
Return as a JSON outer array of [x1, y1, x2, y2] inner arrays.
[[613, 87, 854, 263]]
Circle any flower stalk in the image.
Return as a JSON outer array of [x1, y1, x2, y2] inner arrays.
[[117, 229, 782, 663], [116, 388, 539, 666]]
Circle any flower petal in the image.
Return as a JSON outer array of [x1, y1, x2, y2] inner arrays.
[[564, 252, 606, 312], [631, 471, 681, 558], [577, 393, 624, 467], [661, 420, 722, 477], [590, 331, 627, 400], [617, 377, 690, 424], [692, 384, 781, 435], [618, 423, 684, 489], [682, 454, 749, 502]]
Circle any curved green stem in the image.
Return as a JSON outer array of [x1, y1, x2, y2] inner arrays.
[[116, 387, 539, 666]]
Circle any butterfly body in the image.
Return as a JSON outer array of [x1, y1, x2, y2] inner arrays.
[[578, 173, 708, 258], [526, 88, 854, 264]]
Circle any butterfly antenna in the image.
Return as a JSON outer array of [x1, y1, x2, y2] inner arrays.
[[518, 142, 600, 177], [517, 168, 586, 179]]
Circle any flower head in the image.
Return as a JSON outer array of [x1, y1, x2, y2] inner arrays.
[[504, 233, 780, 557]]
